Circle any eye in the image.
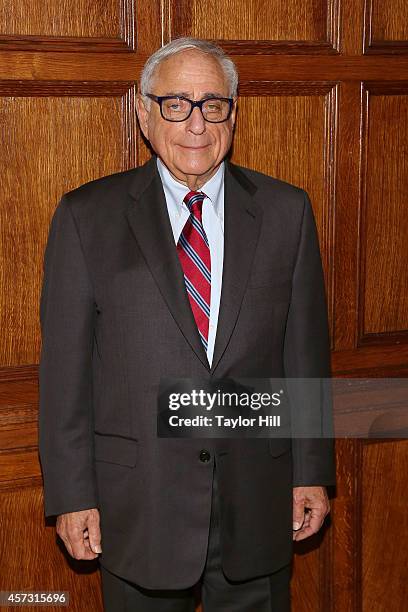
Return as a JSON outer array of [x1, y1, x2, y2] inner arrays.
[[207, 102, 222, 111], [167, 101, 182, 111], [203, 99, 225, 115]]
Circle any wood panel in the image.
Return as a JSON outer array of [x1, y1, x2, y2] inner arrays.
[[360, 84, 408, 342], [362, 441, 408, 612], [0, 0, 407, 610], [0, 374, 102, 611], [331, 82, 361, 352], [292, 539, 328, 611], [0, 0, 120, 38], [330, 439, 361, 612], [0, 486, 102, 611], [333, 378, 408, 438], [232, 86, 336, 232], [2, 53, 408, 82], [0, 376, 41, 489], [365, 0, 408, 54], [170, 0, 340, 54], [332, 344, 408, 377], [0, 0, 161, 52], [0, 0, 133, 51], [231, 84, 337, 341], [0, 83, 137, 367]]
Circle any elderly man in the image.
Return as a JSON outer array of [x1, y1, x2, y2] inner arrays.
[[39, 37, 335, 611]]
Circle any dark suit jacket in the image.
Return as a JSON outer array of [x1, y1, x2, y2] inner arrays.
[[38, 156, 335, 589]]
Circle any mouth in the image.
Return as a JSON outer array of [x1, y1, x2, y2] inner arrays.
[[177, 144, 211, 150]]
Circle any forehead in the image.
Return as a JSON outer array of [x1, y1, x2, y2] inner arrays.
[[152, 50, 229, 95]]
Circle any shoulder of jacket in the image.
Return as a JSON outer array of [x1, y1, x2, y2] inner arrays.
[[63, 166, 140, 206], [58, 160, 158, 223], [228, 163, 307, 217], [229, 162, 306, 199]]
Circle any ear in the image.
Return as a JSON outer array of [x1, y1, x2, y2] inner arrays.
[[136, 94, 150, 140], [230, 97, 238, 129]]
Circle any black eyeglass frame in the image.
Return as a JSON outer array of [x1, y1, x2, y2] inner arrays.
[[145, 94, 234, 123]]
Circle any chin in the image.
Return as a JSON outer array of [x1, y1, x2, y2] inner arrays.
[[180, 155, 217, 172], [177, 162, 212, 177]]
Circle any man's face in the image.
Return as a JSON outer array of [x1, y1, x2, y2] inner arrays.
[[136, 49, 237, 189]]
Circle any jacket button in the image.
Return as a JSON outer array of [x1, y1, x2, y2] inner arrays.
[[199, 449, 211, 463]]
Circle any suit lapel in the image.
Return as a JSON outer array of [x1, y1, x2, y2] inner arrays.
[[125, 158, 210, 370], [125, 158, 262, 374], [210, 162, 262, 373]]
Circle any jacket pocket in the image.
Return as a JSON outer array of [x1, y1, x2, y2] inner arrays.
[[94, 432, 138, 467]]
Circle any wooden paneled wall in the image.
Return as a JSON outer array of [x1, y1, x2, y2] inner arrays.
[[0, 1, 407, 610]]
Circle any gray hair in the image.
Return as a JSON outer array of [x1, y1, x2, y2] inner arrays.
[[140, 37, 238, 103]]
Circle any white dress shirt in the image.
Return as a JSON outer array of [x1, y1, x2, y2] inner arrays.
[[157, 157, 224, 367]]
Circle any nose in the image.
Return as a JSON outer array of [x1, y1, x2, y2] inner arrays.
[[187, 106, 206, 134]]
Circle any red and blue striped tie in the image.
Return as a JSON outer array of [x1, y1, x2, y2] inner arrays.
[[177, 191, 211, 351]]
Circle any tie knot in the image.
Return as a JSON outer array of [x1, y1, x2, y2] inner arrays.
[[183, 191, 206, 214]]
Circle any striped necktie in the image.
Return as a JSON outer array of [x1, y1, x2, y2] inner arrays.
[[177, 191, 211, 351]]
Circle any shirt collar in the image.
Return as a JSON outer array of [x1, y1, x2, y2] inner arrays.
[[157, 157, 224, 219]]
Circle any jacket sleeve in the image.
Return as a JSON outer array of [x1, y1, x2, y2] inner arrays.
[[283, 191, 336, 487], [38, 194, 99, 517]]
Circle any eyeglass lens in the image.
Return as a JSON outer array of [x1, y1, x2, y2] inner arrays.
[[161, 98, 230, 122]]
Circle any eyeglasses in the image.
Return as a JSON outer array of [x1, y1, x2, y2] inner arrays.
[[145, 94, 234, 123]]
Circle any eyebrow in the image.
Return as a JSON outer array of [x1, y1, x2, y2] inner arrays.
[[161, 92, 228, 99]]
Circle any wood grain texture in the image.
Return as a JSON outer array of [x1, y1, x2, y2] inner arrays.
[[333, 378, 408, 438], [170, 0, 340, 53], [3, 53, 408, 81], [360, 87, 408, 338], [332, 344, 408, 377], [341, 0, 365, 55], [193, 0, 327, 40], [0, 0, 407, 609], [231, 93, 328, 232], [0, 364, 38, 381], [366, 0, 408, 44], [0, 486, 103, 610], [0, 0, 121, 38], [0, 376, 40, 491], [0, 84, 137, 367], [362, 441, 408, 611], [0, 0, 162, 53], [0, 373, 103, 610], [292, 543, 326, 611], [332, 82, 361, 350], [330, 439, 362, 611], [230, 87, 336, 340]]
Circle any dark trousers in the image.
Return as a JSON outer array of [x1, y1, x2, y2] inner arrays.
[[100, 462, 291, 612]]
